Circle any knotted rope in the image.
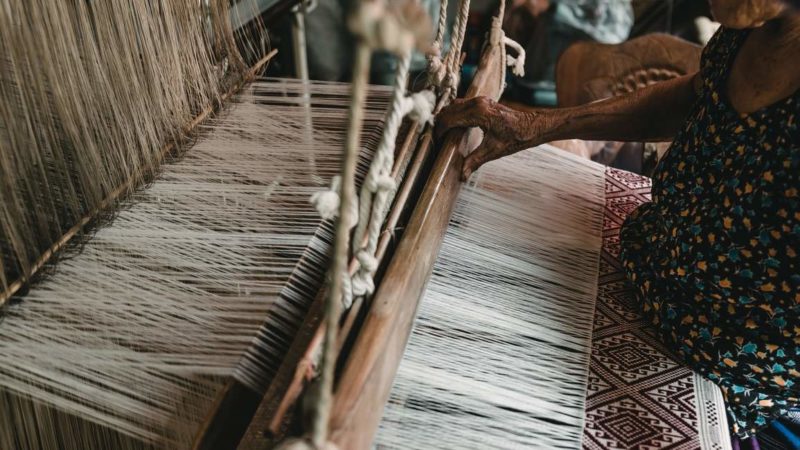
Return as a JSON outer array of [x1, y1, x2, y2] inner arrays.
[[426, 0, 448, 87], [303, 1, 432, 448], [350, 53, 435, 301]]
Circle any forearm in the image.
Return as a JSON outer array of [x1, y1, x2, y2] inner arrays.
[[521, 72, 700, 146]]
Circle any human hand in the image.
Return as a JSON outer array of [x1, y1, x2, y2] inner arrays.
[[435, 97, 546, 180]]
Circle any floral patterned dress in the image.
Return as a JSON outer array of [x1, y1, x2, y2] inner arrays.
[[619, 28, 800, 438]]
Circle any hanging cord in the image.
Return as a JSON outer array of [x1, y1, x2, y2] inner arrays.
[[488, 0, 526, 93], [439, 0, 470, 99], [350, 52, 435, 300], [426, 0, 448, 87], [300, 2, 433, 449], [311, 42, 370, 450]]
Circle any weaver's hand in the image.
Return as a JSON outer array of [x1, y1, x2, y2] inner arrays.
[[435, 97, 546, 180]]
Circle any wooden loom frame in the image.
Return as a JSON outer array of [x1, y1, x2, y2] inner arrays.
[[0, 6, 505, 449], [191, 19, 508, 450]]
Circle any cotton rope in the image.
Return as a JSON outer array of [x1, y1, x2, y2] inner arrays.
[[503, 35, 526, 77], [427, 0, 449, 87], [439, 0, 471, 99], [306, 43, 373, 450], [487, 0, 527, 92], [350, 53, 435, 300], [305, 0, 437, 446]]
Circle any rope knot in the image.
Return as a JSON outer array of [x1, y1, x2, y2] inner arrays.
[[408, 90, 436, 124], [356, 249, 379, 273], [365, 172, 396, 193], [310, 176, 341, 220], [426, 42, 447, 88], [351, 271, 375, 297], [350, 250, 379, 297]]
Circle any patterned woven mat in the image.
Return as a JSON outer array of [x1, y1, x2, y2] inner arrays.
[[582, 168, 705, 450]]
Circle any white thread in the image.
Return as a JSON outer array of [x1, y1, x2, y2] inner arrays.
[[350, 51, 414, 303], [350, 83, 433, 298], [310, 41, 373, 448], [375, 146, 607, 449], [0, 78, 395, 450]]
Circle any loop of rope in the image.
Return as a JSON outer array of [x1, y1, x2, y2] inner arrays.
[[488, 2, 526, 94], [310, 175, 358, 228], [503, 35, 526, 77], [310, 176, 341, 220]]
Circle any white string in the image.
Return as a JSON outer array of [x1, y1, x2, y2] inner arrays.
[[308, 41, 372, 450], [0, 78, 393, 450], [376, 146, 607, 449]]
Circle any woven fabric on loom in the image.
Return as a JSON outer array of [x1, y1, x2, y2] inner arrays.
[[583, 167, 730, 450]]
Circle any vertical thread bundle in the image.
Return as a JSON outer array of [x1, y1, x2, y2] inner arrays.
[[0, 0, 265, 296]]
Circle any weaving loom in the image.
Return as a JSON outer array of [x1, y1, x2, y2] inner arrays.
[[0, 1, 733, 449]]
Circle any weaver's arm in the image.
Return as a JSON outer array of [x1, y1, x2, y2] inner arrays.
[[436, 72, 701, 179]]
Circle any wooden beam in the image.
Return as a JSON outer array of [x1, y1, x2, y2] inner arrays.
[[327, 40, 505, 450]]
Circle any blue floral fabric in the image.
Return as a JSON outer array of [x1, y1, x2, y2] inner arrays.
[[619, 27, 800, 438]]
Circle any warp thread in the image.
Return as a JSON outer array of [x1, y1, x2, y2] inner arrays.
[[0, 0, 267, 297], [375, 146, 607, 449], [0, 78, 394, 450]]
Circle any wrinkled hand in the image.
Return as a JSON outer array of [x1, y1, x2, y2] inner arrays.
[[435, 97, 545, 180]]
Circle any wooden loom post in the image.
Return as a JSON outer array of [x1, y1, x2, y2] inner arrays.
[[327, 40, 505, 449]]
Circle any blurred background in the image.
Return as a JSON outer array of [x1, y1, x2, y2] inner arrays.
[[259, 0, 721, 174]]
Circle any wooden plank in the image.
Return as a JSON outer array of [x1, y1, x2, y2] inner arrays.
[[327, 41, 505, 450]]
